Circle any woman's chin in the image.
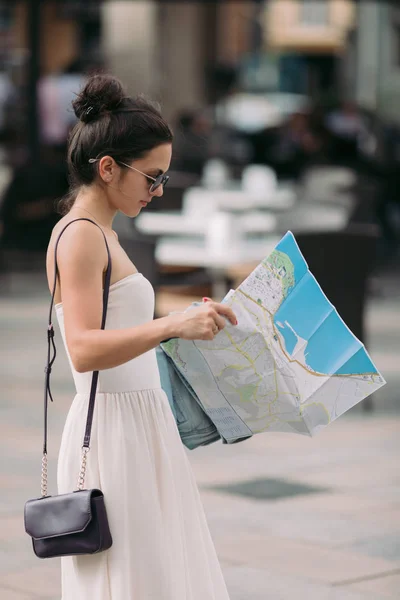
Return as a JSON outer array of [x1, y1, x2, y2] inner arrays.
[[121, 206, 142, 218]]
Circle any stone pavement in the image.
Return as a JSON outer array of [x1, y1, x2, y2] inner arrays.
[[0, 272, 399, 599]]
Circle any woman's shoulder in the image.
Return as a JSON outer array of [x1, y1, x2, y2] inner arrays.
[[49, 215, 105, 247], [46, 215, 109, 295], [47, 215, 108, 271]]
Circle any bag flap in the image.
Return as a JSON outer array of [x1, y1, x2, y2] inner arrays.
[[24, 489, 99, 540]]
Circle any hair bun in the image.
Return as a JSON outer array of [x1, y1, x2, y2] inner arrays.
[[72, 74, 126, 123]]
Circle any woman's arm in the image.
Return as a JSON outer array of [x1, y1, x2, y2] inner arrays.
[[53, 221, 236, 373]]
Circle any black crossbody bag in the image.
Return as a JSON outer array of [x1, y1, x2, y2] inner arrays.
[[24, 218, 113, 558]]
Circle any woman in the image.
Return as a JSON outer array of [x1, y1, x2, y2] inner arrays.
[[46, 74, 236, 599]]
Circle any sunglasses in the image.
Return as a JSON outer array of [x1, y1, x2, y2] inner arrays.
[[88, 158, 169, 193], [118, 161, 169, 193]]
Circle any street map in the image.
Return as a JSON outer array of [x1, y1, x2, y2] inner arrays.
[[161, 232, 386, 439]]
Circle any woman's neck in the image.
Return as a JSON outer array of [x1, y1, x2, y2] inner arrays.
[[71, 186, 116, 231]]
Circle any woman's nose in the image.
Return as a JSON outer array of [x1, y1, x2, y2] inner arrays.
[[152, 185, 164, 198]]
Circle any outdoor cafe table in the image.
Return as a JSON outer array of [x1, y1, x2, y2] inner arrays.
[[182, 184, 296, 214], [155, 235, 282, 299], [136, 210, 277, 237]]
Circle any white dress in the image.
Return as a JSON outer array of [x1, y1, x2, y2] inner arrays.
[[55, 273, 230, 600]]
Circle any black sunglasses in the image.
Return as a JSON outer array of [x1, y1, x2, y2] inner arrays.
[[118, 161, 170, 193]]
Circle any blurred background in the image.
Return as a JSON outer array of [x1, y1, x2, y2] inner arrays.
[[0, 1, 399, 599]]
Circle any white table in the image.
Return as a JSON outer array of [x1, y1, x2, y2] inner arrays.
[[136, 210, 277, 237], [155, 235, 281, 299], [182, 184, 296, 214], [276, 203, 350, 233]]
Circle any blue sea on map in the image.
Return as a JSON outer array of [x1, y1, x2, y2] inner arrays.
[[271, 232, 378, 376]]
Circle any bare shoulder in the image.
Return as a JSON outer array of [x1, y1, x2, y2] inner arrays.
[[46, 216, 108, 293], [49, 215, 106, 247]]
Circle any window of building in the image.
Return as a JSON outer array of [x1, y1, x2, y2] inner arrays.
[[300, 0, 329, 26]]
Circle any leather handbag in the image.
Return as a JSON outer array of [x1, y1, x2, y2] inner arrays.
[[24, 218, 113, 559]]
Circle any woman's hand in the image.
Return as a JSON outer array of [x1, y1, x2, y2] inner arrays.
[[170, 300, 237, 341]]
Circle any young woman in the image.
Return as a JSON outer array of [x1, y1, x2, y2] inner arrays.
[[46, 74, 236, 599]]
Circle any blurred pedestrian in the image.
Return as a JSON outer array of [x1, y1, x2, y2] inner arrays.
[[172, 108, 212, 175], [325, 100, 367, 164], [0, 145, 67, 253], [270, 111, 324, 179], [38, 58, 86, 148], [0, 58, 87, 256]]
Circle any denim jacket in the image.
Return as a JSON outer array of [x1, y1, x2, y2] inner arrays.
[[156, 346, 221, 450], [156, 345, 252, 450]]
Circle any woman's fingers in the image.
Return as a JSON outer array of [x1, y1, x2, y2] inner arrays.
[[213, 302, 238, 326], [213, 313, 227, 332], [201, 298, 238, 328]]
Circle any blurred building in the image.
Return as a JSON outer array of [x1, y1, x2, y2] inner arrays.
[[264, 0, 355, 96], [1, 1, 400, 149], [102, 1, 244, 119], [350, 1, 400, 124], [3, 1, 101, 75], [0, 1, 101, 158], [0, 1, 359, 128], [99, 0, 400, 127], [266, 0, 355, 52]]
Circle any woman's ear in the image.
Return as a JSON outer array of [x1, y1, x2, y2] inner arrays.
[[98, 156, 115, 183]]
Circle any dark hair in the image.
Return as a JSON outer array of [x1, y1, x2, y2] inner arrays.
[[60, 73, 173, 213]]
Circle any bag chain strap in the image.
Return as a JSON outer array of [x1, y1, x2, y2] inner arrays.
[[41, 218, 112, 497]]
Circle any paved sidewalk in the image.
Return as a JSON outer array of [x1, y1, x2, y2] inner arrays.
[[0, 274, 399, 599]]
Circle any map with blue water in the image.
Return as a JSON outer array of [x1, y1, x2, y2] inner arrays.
[[272, 232, 379, 376], [162, 231, 386, 438]]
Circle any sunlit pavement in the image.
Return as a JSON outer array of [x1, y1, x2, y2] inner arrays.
[[0, 272, 399, 599]]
